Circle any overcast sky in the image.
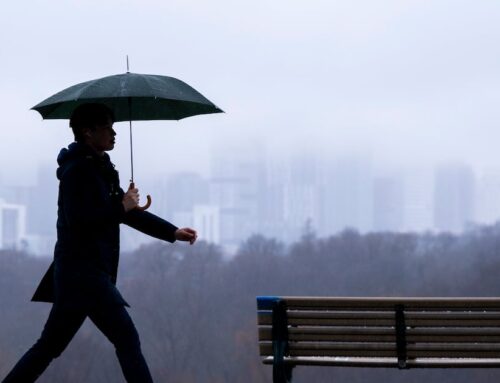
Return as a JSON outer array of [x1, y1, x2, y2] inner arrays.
[[1, 0, 500, 185]]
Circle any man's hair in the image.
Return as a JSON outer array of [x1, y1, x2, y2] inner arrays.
[[69, 103, 115, 142]]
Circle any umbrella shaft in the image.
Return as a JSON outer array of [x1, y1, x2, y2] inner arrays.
[[129, 119, 134, 183], [128, 96, 134, 183]]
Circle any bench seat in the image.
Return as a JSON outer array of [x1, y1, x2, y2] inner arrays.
[[256, 296, 500, 382]]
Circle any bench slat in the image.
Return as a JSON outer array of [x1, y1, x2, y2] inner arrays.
[[258, 327, 500, 343], [262, 341, 500, 352], [261, 356, 500, 368], [258, 311, 500, 326], [258, 316, 500, 327], [260, 342, 500, 356], [259, 310, 500, 320], [277, 297, 500, 310], [265, 349, 500, 358], [287, 334, 500, 343], [286, 311, 500, 320]]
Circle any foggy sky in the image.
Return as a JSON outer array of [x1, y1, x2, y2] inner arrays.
[[1, 0, 500, 186]]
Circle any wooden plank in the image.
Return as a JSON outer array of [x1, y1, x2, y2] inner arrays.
[[258, 311, 396, 326], [290, 334, 500, 343], [261, 356, 500, 368], [259, 326, 394, 342], [260, 341, 500, 357], [258, 310, 500, 322], [290, 342, 396, 351], [408, 312, 500, 320], [259, 343, 397, 358], [280, 297, 500, 310], [260, 346, 500, 359], [259, 326, 500, 337], [260, 317, 395, 326], [279, 349, 396, 358], [258, 326, 500, 343], [261, 356, 399, 367], [286, 311, 500, 321], [406, 350, 500, 358], [405, 319, 500, 327], [258, 316, 500, 327], [285, 342, 500, 352], [288, 311, 395, 319], [261, 318, 500, 327]]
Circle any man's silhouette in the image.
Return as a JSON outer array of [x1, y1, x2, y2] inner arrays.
[[2, 103, 197, 382]]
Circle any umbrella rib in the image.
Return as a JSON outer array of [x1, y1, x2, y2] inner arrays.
[[74, 78, 102, 99]]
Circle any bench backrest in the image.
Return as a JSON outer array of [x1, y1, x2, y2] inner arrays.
[[257, 296, 500, 368]]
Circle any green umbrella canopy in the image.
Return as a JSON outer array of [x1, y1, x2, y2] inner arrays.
[[31, 72, 223, 121], [31, 72, 223, 211]]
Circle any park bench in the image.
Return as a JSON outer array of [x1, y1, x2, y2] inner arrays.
[[256, 296, 500, 382]]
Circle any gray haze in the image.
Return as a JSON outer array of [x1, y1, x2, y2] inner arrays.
[[2, 1, 500, 180], [4, 3, 500, 381], [1, 0, 500, 253]]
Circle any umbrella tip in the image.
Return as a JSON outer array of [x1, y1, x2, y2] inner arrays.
[[126, 55, 130, 73]]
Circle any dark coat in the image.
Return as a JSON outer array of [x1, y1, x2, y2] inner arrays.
[[31, 142, 178, 308]]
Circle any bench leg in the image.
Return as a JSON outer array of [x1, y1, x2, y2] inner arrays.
[[273, 364, 293, 383], [272, 300, 293, 382], [273, 341, 293, 382]]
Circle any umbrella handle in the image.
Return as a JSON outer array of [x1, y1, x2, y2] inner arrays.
[[129, 182, 152, 211]]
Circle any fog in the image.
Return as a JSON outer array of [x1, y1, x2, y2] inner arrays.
[[2, 1, 500, 382], [2, 0, 500, 185]]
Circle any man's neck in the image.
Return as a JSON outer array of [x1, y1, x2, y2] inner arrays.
[[83, 141, 105, 157]]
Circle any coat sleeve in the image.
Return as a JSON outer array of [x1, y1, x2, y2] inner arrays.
[[61, 163, 125, 229], [122, 209, 178, 243]]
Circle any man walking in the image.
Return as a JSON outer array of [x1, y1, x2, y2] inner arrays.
[[2, 103, 197, 382]]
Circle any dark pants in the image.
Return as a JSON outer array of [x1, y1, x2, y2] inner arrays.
[[2, 303, 153, 383]]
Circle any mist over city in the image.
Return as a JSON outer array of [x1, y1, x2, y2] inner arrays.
[[0, 149, 496, 257], [2, 1, 500, 382]]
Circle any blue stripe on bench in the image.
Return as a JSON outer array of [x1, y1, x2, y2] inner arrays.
[[257, 296, 281, 310]]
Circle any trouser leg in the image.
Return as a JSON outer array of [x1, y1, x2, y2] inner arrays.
[[89, 304, 153, 383], [2, 304, 86, 383]]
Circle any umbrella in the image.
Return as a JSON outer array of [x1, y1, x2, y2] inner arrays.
[[32, 69, 223, 210]]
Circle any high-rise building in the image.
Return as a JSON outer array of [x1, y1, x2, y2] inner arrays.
[[154, 172, 209, 219], [209, 142, 265, 248], [259, 156, 287, 240], [281, 153, 320, 241], [434, 164, 475, 233], [477, 170, 500, 225], [0, 199, 27, 250], [32, 165, 58, 236], [373, 176, 404, 231], [0, 165, 58, 255], [319, 156, 373, 235], [402, 170, 433, 232], [193, 205, 220, 244]]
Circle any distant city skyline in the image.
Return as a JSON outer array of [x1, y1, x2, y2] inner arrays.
[[2, 146, 498, 256]]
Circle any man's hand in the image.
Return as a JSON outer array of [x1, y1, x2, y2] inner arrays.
[[122, 185, 140, 212], [175, 227, 198, 245]]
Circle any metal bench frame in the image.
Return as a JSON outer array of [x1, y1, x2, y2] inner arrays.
[[257, 296, 500, 383]]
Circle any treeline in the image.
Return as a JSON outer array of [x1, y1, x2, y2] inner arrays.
[[2, 224, 500, 382]]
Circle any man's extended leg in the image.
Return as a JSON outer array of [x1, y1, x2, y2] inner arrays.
[[89, 304, 153, 383], [2, 304, 86, 383]]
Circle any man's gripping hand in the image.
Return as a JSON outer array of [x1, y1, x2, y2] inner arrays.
[[122, 185, 140, 212], [175, 228, 198, 245]]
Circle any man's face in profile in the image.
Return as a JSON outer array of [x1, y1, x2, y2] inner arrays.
[[85, 116, 116, 153]]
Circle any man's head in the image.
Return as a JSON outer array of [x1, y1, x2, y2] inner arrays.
[[70, 103, 116, 153]]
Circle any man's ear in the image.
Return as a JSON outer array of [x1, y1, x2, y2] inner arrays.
[[82, 127, 92, 138]]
